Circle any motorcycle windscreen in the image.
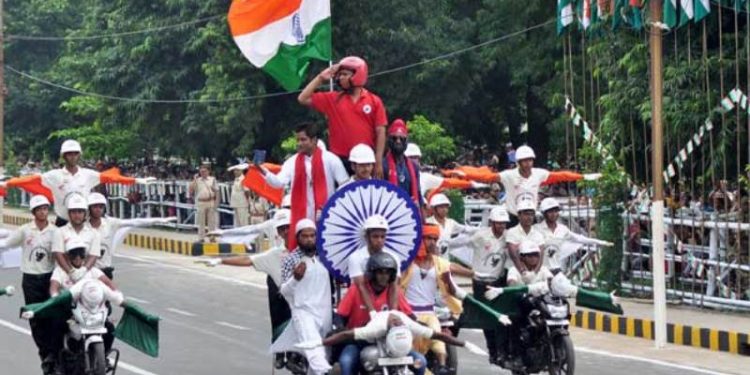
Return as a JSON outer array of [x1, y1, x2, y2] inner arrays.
[[115, 301, 160, 357]]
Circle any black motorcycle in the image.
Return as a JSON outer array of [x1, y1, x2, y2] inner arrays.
[[498, 294, 575, 375]]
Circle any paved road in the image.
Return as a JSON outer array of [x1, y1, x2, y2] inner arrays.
[[0, 246, 731, 375]]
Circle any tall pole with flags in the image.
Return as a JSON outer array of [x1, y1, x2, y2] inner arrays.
[[648, 0, 668, 349]]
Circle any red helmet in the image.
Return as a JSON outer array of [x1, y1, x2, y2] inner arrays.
[[338, 56, 368, 87]]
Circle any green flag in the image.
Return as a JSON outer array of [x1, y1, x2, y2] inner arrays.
[[694, 0, 710, 22], [20, 290, 72, 319], [664, 0, 678, 28], [679, 0, 694, 27], [0, 286, 14, 297], [576, 288, 624, 314], [558, 0, 575, 35], [115, 301, 161, 358], [457, 294, 509, 329]]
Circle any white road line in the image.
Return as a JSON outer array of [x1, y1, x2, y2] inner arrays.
[[575, 346, 731, 375], [127, 296, 151, 304], [215, 321, 251, 331], [0, 317, 160, 375], [463, 341, 488, 356], [166, 307, 196, 317], [114, 253, 267, 290]]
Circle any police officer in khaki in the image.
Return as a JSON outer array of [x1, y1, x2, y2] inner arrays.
[[228, 163, 251, 227], [189, 162, 219, 242]]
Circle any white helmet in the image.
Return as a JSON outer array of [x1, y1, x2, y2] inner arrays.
[[516, 198, 537, 213], [348, 144, 376, 164], [404, 143, 422, 158], [79, 280, 105, 311], [429, 193, 451, 208], [273, 209, 291, 229], [539, 197, 561, 213], [29, 195, 51, 211], [295, 218, 316, 235], [281, 194, 292, 208], [65, 240, 88, 254], [87, 192, 108, 207], [489, 206, 510, 223], [60, 140, 82, 155], [363, 215, 389, 232], [519, 241, 541, 255], [385, 325, 413, 358], [66, 194, 88, 211], [515, 145, 535, 161]]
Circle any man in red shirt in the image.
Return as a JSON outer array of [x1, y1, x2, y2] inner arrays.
[[334, 252, 422, 375], [298, 56, 388, 177]]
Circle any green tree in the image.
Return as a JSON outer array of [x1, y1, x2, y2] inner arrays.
[[406, 115, 457, 165]]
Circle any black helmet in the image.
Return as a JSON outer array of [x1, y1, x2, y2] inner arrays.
[[365, 252, 398, 283]]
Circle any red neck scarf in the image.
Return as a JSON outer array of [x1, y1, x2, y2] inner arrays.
[[387, 153, 419, 203], [289, 148, 327, 249]]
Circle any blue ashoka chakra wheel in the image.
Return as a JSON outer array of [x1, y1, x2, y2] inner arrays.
[[317, 179, 422, 282]]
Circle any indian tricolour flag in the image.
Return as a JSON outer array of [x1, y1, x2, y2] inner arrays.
[[228, 0, 332, 91]]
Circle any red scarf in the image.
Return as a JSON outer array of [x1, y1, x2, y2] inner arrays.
[[387, 153, 419, 203], [289, 148, 327, 249]]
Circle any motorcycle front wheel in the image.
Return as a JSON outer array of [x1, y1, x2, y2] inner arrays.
[[88, 342, 106, 375], [548, 335, 575, 375]]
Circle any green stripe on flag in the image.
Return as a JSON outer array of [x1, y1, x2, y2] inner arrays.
[[262, 18, 332, 91]]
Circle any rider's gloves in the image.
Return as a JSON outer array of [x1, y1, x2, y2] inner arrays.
[[196, 258, 222, 267], [70, 268, 87, 282], [527, 281, 550, 297], [550, 273, 578, 297], [484, 286, 504, 301]]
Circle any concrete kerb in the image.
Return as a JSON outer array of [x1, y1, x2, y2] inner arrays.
[[1, 213, 250, 257]]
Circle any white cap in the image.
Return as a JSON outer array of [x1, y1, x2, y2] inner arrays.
[[363, 214, 389, 231], [228, 163, 249, 172], [66, 194, 88, 211], [65, 240, 88, 253], [281, 194, 292, 208], [429, 193, 451, 208], [29, 195, 51, 211], [405, 143, 422, 158], [515, 145, 535, 160], [60, 140, 82, 155], [317, 139, 327, 151], [489, 206, 510, 222], [273, 209, 291, 228], [87, 193, 107, 207], [385, 325, 413, 357], [348, 144, 376, 164], [539, 197, 561, 213], [295, 218, 316, 235], [516, 198, 536, 212], [519, 241, 541, 255], [79, 280, 105, 311]]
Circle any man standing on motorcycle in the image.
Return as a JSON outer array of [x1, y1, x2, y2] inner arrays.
[[505, 196, 545, 279], [87, 192, 177, 280], [199, 209, 293, 370], [51, 194, 102, 284], [468, 206, 512, 365], [336, 251, 427, 375], [272, 219, 333, 375], [400, 224, 465, 375], [425, 193, 478, 258], [0, 195, 62, 374], [535, 197, 613, 271], [347, 215, 401, 318]]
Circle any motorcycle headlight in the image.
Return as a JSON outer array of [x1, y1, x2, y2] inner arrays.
[[359, 346, 379, 372], [547, 304, 568, 319]]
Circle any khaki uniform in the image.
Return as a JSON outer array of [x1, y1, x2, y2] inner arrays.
[[191, 176, 218, 240], [229, 176, 250, 227]]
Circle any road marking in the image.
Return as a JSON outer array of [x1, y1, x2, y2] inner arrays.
[[127, 296, 151, 304], [463, 341, 488, 356], [0, 317, 160, 375], [166, 307, 196, 317], [115, 254, 267, 290], [575, 346, 730, 375], [215, 321, 251, 331]]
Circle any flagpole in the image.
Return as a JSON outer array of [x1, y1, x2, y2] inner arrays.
[[648, 0, 668, 349]]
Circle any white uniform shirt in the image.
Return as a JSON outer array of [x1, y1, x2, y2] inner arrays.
[[534, 221, 603, 268], [469, 227, 509, 280], [347, 247, 402, 279], [230, 177, 250, 208], [0, 222, 61, 274], [51, 266, 105, 290], [41, 168, 101, 220], [507, 266, 554, 286], [426, 216, 477, 255], [90, 217, 170, 269], [250, 247, 289, 287], [505, 225, 545, 247], [53, 223, 101, 258], [498, 168, 550, 215], [265, 151, 349, 219]]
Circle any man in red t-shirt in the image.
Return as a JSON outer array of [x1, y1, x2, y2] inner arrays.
[[333, 252, 418, 375], [298, 56, 388, 177]]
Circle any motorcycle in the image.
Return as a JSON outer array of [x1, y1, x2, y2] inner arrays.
[[59, 281, 120, 375], [357, 335, 415, 375], [498, 293, 575, 375], [424, 307, 458, 375]]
